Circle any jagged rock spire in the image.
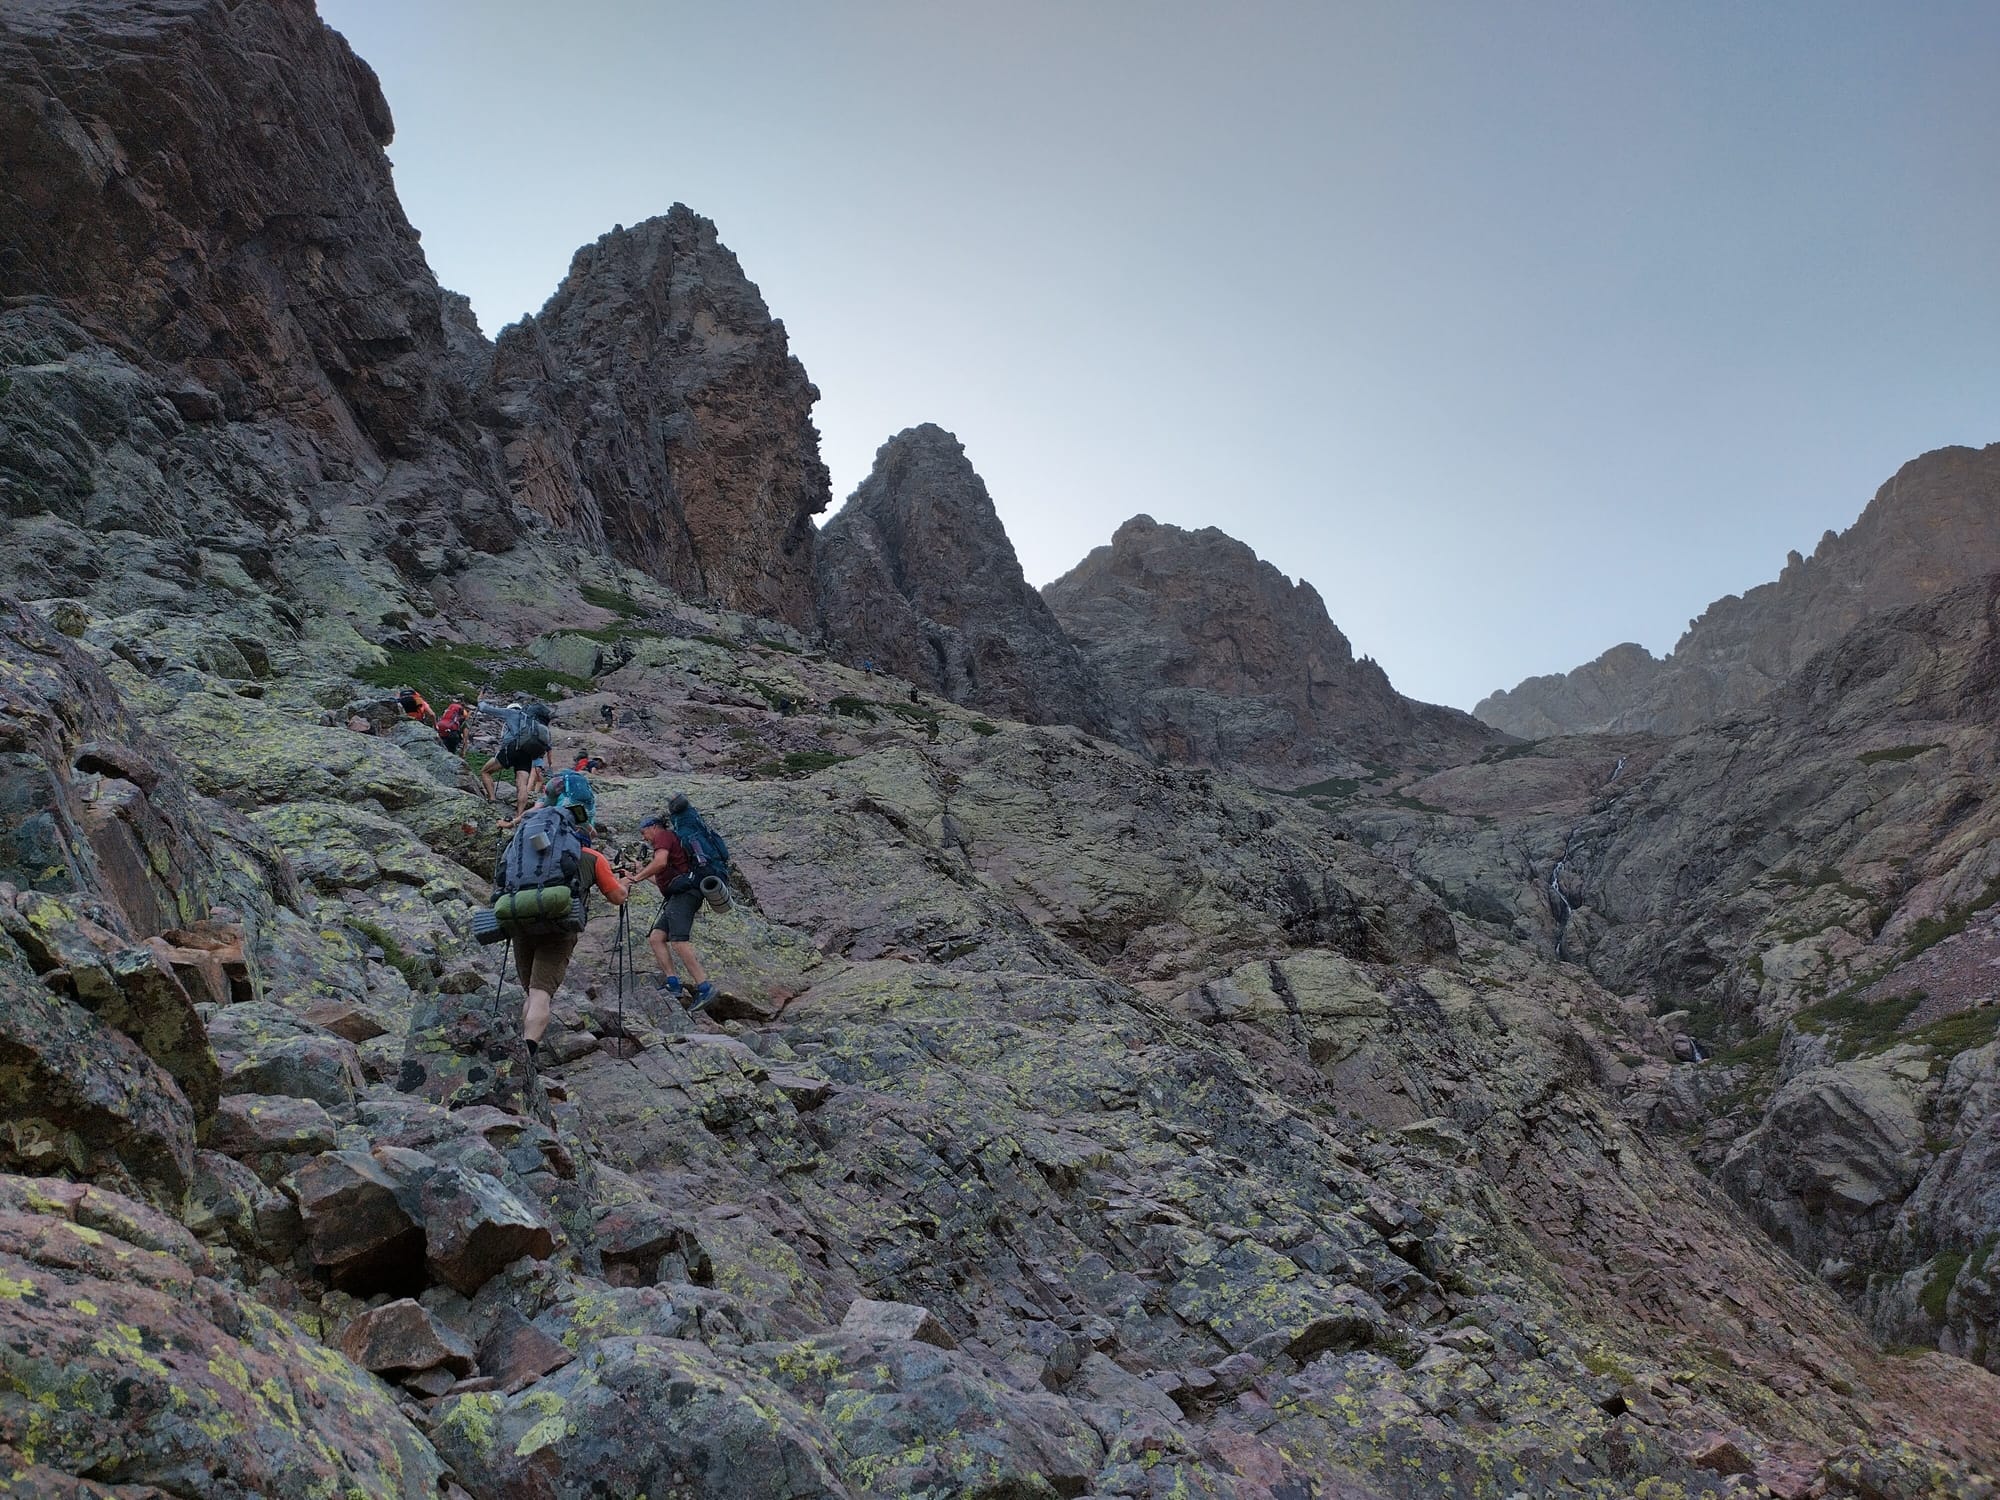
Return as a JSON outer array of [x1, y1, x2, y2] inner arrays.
[[816, 424, 1110, 731]]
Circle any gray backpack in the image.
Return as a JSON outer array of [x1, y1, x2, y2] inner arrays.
[[491, 805, 587, 935], [499, 714, 551, 766]]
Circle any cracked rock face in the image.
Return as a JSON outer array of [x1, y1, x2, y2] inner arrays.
[[490, 209, 831, 628], [1477, 442, 2000, 737], [817, 424, 1111, 733], [1346, 577, 2000, 1375], [1044, 514, 1500, 780]]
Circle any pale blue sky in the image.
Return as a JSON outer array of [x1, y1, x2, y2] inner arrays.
[[319, 1, 2000, 709]]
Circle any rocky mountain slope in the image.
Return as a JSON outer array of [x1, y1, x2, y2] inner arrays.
[[1336, 577, 2000, 1383], [1, 2, 1997, 1496], [816, 424, 1109, 732], [1045, 516, 1500, 779], [8, 573, 1998, 1498], [1477, 442, 2000, 737]]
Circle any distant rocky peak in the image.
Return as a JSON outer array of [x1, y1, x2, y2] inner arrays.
[[536, 207, 775, 335], [844, 424, 1029, 606], [1477, 441, 2000, 738], [1050, 513, 1361, 676], [815, 425, 1111, 732], [1044, 515, 1496, 775]]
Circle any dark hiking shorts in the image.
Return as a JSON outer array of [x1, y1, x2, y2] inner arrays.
[[651, 889, 702, 944], [514, 931, 579, 993], [440, 728, 464, 753], [496, 742, 540, 774]]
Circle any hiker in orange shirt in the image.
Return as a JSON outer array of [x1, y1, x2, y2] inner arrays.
[[396, 688, 437, 727]]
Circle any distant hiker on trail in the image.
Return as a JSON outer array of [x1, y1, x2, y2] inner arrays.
[[626, 795, 730, 1013], [436, 698, 468, 754], [397, 688, 436, 727], [571, 752, 605, 774], [477, 700, 552, 818], [483, 799, 628, 1060]]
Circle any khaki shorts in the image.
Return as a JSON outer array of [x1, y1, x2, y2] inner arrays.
[[513, 931, 579, 994]]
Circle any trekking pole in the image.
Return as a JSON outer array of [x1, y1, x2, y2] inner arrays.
[[614, 903, 629, 1042], [492, 936, 512, 1019]]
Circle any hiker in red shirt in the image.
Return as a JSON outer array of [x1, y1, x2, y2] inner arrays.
[[625, 816, 715, 1012], [436, 698, 468, 753]]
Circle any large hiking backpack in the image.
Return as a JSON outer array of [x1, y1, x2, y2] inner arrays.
[[669, 798, 730, 881], [486, 805, 588, 939], [499, 712, 551, 766], [544, 768, 597, 827]]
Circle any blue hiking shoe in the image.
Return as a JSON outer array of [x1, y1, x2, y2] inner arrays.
[[656, 974, 683, 997], [689, 981, 717, 1014]]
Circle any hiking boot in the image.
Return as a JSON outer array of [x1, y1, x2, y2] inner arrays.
[[655, 974, 683, 997], [688, 981, 717, 1014]]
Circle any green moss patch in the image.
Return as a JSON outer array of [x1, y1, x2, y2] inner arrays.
[[1912, 1007, 2000, 1072], [1921, 1248, 1968, 1323], [1857, 743, 1944, 766], [579, 583, 643, 618], [566, 622, 660, 645], [1383, 792, 1449, 815], [358, 643, 592, 703], [1793, 988, 1926, 1060], [754, 750, 850, 779], [1289, 777, 1363, 801], [346, 915, 433, 992], [1715, 1030, 1782, 1068]]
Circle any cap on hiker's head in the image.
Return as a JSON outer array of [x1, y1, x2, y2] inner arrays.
[[505, 701, 522, 712], [639, 815, 663, 830]]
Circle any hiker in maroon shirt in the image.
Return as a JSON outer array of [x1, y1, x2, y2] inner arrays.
[[625, 816, 716, 1012]]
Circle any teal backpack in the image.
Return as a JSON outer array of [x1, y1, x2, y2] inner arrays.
[[545, 769, 597, 827]]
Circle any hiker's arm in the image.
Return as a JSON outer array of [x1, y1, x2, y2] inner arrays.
[[627, 850, 668, 884], [588, 850, 629, 905]]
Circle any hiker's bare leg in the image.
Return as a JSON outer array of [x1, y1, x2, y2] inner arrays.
[[522, 986, 553, 1044], [669, 942, 708, 987], [514, 771, 532, 818], [480, 759, 499, 801], [647, 929, 679, 977]]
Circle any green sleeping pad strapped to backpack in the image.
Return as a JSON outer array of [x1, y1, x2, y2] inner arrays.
[[476, 805, 590, 941], [493, 886, 576, 925]]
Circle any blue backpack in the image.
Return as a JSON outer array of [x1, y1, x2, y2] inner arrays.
[[670, 800, 730, 879], [545, 769, 597, 827]]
